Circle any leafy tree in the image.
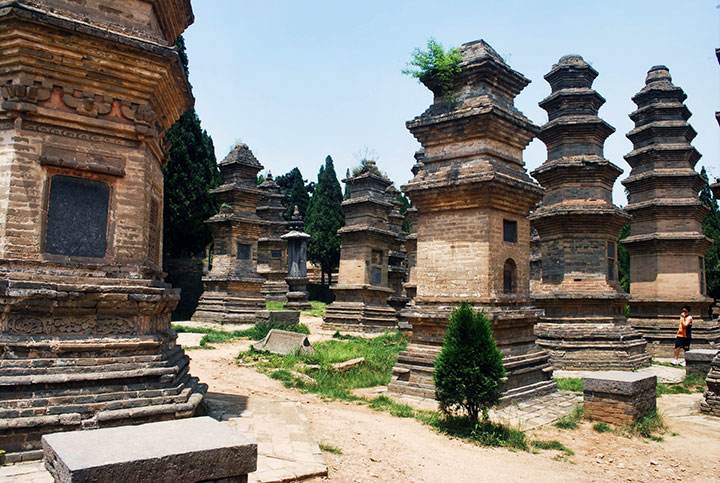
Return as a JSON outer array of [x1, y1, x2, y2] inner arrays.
[[276, 167, 311, 220], [434, 303, 505, 424], [403, 38, 462, 100], [618, 223, 631, 293], [163, 36, 221, 258], [306, 156, 344, 285], [700, 167, 720, 300]]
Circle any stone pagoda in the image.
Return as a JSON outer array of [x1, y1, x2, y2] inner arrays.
[[0, 0, 205, 461], [530, 55, 650, 370], [323, 161, 399, 332], [386, 186, 410, 316], [257, 174, 289, 301], [388, 40, 556, 402], [622, 66, 719, 355], [192, 143, 266, 323], [282, 207, 311, 310]]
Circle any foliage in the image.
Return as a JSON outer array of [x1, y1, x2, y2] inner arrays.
[[396, 192, 412, 233], [555, 377, 583, 393], [592, 422, 612, 433], [403, 38, 463, 100], [629, 410, 666, 441], [531, 440, 574, 456], [700, 166, 720, 300], [318, 443, 343, 455], [275, 167, 311, 220], [656, 372, 707, 396], [554, 405, 584, 430], [238, 331, 407, 400], [350, 159, 385, 177], [265, 300, 285, 311], [302, 300, 327, 318], [305, 156, 345, 285], [368, 396, 416, 418], [418, 413, 528, 451], [433, 303, 505, 423], [617, 222, 631, 292]]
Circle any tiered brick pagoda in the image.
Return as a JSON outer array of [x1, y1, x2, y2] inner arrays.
[[622, 66, 719, 355], [192, 143, 266, 323], [257, 174, 289, 301], [388, 40, 556, 402], [386, 187, 410, 315], [0, 0, 205, 461], [530, 55, 650, 369], [322, 161, 399, 332]]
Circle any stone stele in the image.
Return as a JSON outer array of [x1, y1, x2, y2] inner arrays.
[[0, 0, 206, 462], [621, 66, 719, 356], [530, 55, 650, 370], [387, 39, 556, 402], [42, 416, 257, 483]]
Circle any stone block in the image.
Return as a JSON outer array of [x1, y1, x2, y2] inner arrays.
[[685, 349, 720, 379], [42, 417, 257, 483], [583, 371, 656, 425], [252, 329, 316, 355], [255, 310, 300, 326]]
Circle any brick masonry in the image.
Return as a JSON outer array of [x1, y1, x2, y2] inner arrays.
[[583, 371, 657, 425], [0, 0, 205, 462], [256, 174, 289, 302]]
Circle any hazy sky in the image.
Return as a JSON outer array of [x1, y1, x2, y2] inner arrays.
[[184, 1, 720, 205]]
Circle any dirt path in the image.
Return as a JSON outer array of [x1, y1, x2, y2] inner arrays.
[[183, 318, 720, 483]]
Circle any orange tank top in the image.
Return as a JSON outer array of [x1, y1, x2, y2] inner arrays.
[[677, 316, 692, 338]]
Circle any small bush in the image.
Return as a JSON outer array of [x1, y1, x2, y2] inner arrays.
[[403, 38, 462, 99], [593, 422, 612, 433], [629, 410, 666, 441], [434, 303, 505, 424]]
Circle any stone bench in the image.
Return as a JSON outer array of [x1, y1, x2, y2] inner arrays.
[[685, 349, 720, 379], [583, 371, 656, 425], [42, 417, 257, 483]]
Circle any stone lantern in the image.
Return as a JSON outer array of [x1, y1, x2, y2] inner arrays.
[[282, 207, 312, 310]]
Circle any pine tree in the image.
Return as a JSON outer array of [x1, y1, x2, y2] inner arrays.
[[306, 156, 344, 285], [700, 167, 720, 299], [163, 36, 221, 258], [434, 303, 505, 423]]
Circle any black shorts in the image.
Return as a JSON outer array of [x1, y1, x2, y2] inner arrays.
[[675, 337, 691, 350]]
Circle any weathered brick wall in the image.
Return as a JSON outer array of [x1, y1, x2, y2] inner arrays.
[[584, 391, 656, 425]]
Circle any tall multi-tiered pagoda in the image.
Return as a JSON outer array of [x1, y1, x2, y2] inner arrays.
[[257, 174, 289, 301], [530, 55, 650, 369], [622, 66, 719, 355], [192, 143, 266, 323], [388, 40, 556, 401]]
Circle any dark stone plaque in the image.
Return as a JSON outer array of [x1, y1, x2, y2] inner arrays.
[[271, 250, 282, 259], [237, 243, 251, 260], [45, 175, 109, 258], [371, 268, 382, 286]]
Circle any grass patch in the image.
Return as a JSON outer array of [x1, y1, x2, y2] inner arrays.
[[417, 414, 528, 451], [657, 372, 707, 397], [652, 360, 677, 368], [172, 322, 310, 348], [554, 404, 584, 430], [592, 422, 612, 433], [266, 300, 286, 311], [302, 300, 327, 318], [368, 396, 416, 418], [239, 331, 407, 400], [628, 410, 666, 441], [531, 439, 574, 456], [318, 443, 342, 455], [555, 378, 583, 393]]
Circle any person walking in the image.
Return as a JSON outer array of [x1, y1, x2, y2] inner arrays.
[[672, 305, 693, 366]]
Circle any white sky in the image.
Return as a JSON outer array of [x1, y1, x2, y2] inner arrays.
[[184, 1, 720, 206]]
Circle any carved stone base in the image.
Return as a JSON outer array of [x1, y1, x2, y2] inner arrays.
[[387, 302, 556, 402], [259, 272, 288, 302], [701, 355, 720, 417], [192, 278, 265, 324], [629, 299, 719, 357], [322, 285, 397, 333]]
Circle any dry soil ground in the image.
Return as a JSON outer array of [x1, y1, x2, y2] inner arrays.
[[184, 316, 720, 483]]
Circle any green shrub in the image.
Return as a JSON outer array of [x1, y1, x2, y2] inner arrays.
[[433, 303, 505, 423], [629, 410, 666, 441], [593, 422, 612, 433], [403, 39, 462, 100], [318, 443, 342, 455]]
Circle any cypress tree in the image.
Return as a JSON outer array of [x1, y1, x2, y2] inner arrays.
[[617, 222, 631, 293], [163, 36, 221, 258], [276, 167, 310, 220], [700, 167, 720, 299], [434, 303, 505, 423], [306, 156, 344, 285]]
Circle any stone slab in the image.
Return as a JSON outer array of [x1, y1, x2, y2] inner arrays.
[[252, 329, 316, 355], [685, 349, 720, 363], [42, 417, 257, 483], [583, 370, 657, 395], [255, 310, 300, 326]]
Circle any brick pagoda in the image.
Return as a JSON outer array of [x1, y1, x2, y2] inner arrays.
[[322, 161, 398, 332], [386, 186, 410, 316], [192, 143, 266, 323], [388, 40, 556, 401], [0, 0, 205, 461], [622, 66, 719, 355], [530, 55, 650, 369], [257, 174, 289, 301]]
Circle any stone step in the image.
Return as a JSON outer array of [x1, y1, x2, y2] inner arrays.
[[0, 351, 168, 368], [0, 351, 186, 376]]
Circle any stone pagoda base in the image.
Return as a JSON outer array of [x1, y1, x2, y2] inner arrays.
[[701, 354, 720, 417], [535, 297, 650, 370], [260, 275, 289, 302], [192, 278, 265, 324], [0, 278, 206, 463], [629, 299, 719, 357], [388, 302, 556, 402], [323, 285, 397, 333]]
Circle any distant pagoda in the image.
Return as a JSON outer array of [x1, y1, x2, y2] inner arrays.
[[257, 174, 289, 301], [530, 55, 649, 369], [622, 66, 719, 355], [322, 161, 398, 332], [192, 143, 266, 323], [388, 40, 556, 402]]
